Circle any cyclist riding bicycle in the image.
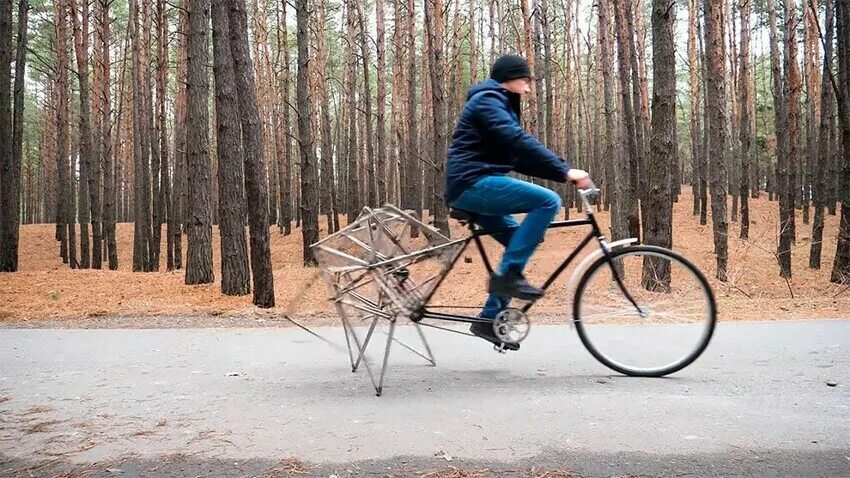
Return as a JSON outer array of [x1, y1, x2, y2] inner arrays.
[[445, 53, 593, 346]]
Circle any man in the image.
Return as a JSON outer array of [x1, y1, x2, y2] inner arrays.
[[445, 53, 592, 347]]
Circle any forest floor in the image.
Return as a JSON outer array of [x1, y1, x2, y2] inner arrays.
[[1, 187, 848, 327]]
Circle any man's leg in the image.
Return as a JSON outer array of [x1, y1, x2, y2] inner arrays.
[[470, 214, 518, 319], [450, 175, 562, 301]]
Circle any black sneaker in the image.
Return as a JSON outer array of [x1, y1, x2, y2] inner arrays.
[[469, 322, 520, 351], [488, 268, 544, 301]]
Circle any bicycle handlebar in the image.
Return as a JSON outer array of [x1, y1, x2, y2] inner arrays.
[[577, 182, 600, 213]]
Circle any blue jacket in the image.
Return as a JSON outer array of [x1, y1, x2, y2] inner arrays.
[[444, 79, 571, 203]]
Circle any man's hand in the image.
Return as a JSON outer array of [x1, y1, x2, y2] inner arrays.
[[566, 168, 593, 189]]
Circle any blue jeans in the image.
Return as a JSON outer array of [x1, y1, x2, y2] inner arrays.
[[449, 175, 562, 319]]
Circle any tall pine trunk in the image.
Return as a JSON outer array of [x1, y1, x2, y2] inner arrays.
[[779, 0, 801, 278], [425, 0, 449, 236], [277, 0, 292, 235], [598, 0, 617, 223], [211, 0, 250, 296], [376, 0, 387, 206], [344, 0, 359, 219], [643, 0, 675, 289], [705, 0, 729, 281], [613, 0, 638, 241], [184, 0, 214, 285], [230, 0, 276, 306], [830, 0, 850, 283], [131, 0, 150, 271], [687, 0, 702, 219], [99, 0, 117, 270], [315, 0, 338, 233], [738, 0, 752, 239], [295, 0, 319, 266], [0, 0, 27, 272], [811, 0, 835, 269], [170, 0, 188, 269], [406, 0, 420, 220], [0, 0, 12, 269], [55, 0, 76, 267], [354, 2, 376, 208]]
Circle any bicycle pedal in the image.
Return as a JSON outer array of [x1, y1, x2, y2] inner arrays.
[[492, 342, 518, 353]]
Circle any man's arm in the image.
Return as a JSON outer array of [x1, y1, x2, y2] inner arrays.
[[474, 92, 571, 182]]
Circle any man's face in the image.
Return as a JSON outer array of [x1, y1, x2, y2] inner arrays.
[[501, 77, 532, 96]]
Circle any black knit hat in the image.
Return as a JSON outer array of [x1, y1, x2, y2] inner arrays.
[[490, 54, 532, 83]]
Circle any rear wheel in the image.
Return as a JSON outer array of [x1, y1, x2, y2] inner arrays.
[[572, 245, 716, 377]]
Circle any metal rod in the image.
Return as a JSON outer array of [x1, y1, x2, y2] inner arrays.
[[353, 316, 381, 371], [376, 320, 397, 396], [414, 322, 436, 365]]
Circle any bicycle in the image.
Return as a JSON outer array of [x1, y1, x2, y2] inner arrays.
[[311, 186, 717, 395]]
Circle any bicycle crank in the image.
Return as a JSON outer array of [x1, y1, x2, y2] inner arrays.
[[493, 308, 531, 344]]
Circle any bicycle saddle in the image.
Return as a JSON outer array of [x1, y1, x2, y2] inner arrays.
[[449, 208, 477, 222]]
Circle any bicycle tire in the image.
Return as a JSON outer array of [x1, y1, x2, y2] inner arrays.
[[572, 245, 717, 377]]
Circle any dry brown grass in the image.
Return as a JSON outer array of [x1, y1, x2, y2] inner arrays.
[[419, 466, 492, 478], [262, 458, 315, 476], [0, 187, 846, 324], [22, 419, 62, 434]]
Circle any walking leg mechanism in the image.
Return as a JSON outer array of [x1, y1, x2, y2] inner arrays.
[[296, 205, 462, 396]]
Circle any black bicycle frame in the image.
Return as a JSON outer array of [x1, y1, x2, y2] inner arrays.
[[416, 209, 616, 325]]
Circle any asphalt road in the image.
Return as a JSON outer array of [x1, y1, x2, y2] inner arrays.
[[1, 319, 848, 477]]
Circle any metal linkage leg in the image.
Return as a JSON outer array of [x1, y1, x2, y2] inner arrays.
[[376, 320, 397, 396], [352, 316, 380, 372]]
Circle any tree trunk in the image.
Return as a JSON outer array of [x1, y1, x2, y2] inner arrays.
[[251, 0, 276, 228], [277, 0, 292, 235], [705, 0, 729, 281], [811, 0, 835, 269], [643, 0, 675, 289], [0, 0, 10, 265], [170, 0, 188, 269], [376, 0, 387, 206], [131, 0, 149, 271], [354, 2, 376, 209], [424, 0, 449, 236], [55, 0, 75, 268], [470, 0, 479, 84], [151, 0, 167, 270], [406, 0, 420, 220], [533, 0, 545, 145], [211, 0, 250, 295], [185, 0, 214, 285], [98, 0, 117, 270], [738, 0, 751, 239], [520, 0, 538, 136], [697, 14, 709, 225], [0, 0, 27, 272], [727, 0, 739, 224], [613, 0, 639, 241], [779, 0, 801, 278], [229, 0, 276, 306], [344, 0, 359, 219], [830, 0, 850, 283], [541, 0, 553, 148], [390, 0, 405, 207], [141, 0, 162, 271], [315, 0, 338, 232], [69, 0, 93, 269], [803, 0, 820, 227], [687, 0, 702, 218], [294, 0, 319, 266], [599, 0, 617, 224], [630, 0, 649, 226], [69, 0, 103, 269]]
